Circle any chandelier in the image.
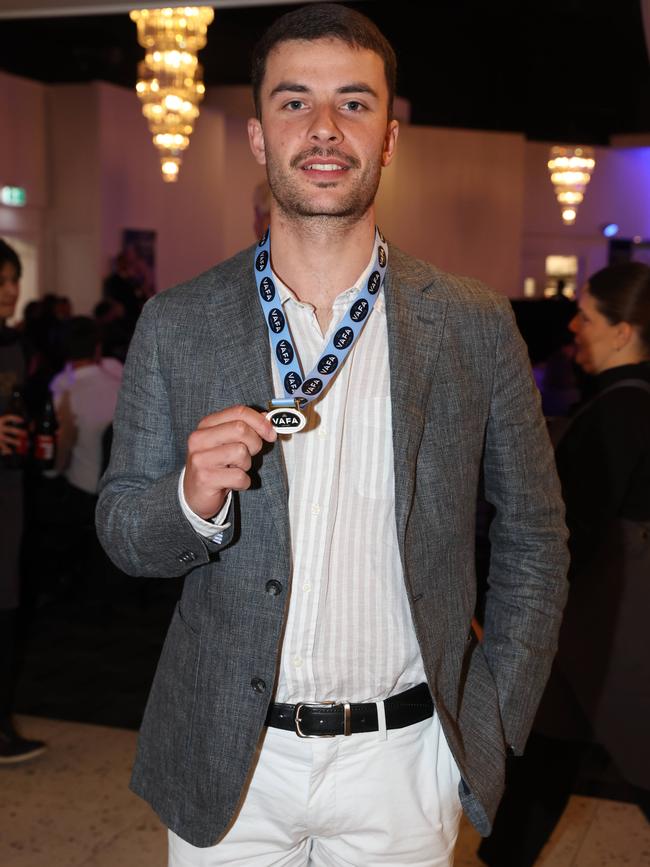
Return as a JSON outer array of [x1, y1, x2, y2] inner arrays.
[[547, 146, 596, 225], [130, 6, 214, 182]]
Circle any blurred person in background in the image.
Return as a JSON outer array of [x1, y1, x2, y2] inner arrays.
[[0, 238, 46, 763], [479, 261, 650, 866], [93, 298, 131, 363], [49, 316, 122, 609], [103, 250, 148, 330]]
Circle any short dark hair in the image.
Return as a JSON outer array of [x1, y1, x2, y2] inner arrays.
[[0, 238, 22, 279], [588, 261, 650, 353], [61, 316, 100, 361], [251, 3, 397, 120]]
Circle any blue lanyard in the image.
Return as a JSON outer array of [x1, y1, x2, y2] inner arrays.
[[253, 227, 388, 408]]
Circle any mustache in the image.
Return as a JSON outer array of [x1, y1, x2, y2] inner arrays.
[[290, 148, 361, 170]]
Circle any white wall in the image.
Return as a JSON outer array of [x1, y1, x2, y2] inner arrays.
[[45, 84, 102, 313], [0, 71, 47, 308], [98, 82, 227, 293], [377, 125, 525, 296]]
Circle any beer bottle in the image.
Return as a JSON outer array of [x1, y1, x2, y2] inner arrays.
[[3, 384, 29, 470], [33, 394, 58, 471]]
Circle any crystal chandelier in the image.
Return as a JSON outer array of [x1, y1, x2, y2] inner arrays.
[[130, 6, 214, 182], [547, 146, 596, 225]]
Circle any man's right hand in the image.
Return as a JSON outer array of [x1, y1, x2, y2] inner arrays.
[[183, 405, 277, 519]]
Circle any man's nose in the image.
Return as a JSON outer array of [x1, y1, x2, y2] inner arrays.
[[308, 106, 343, 144]]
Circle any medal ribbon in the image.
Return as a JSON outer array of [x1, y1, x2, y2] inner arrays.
[[253, 226, 388, 408]]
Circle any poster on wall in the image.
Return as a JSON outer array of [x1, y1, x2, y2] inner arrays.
[[122, 228, 156, 299]]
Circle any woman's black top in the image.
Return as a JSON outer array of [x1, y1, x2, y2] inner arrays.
[[555, 361, 650, 574]]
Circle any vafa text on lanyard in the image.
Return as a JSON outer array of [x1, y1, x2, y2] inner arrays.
[[254, 226, 388, 434]]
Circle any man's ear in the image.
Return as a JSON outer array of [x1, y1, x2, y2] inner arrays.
[[248, 118, 267, 166], [381, 119, 399, 168]]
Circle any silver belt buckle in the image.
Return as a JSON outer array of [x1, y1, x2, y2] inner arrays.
[[294, 701, 352, 738]]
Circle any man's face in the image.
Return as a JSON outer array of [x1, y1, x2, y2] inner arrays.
[[248, 38, 398, 223], [0, 262, 20, 322]]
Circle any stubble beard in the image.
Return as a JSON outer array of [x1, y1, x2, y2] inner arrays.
[[265, 146, 383, 226]]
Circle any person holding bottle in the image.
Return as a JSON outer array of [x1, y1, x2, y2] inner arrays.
[[0, 237, 46, 763]]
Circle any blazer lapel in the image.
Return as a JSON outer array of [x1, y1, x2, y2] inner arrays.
[[385, 248, 449, 549], [209, 256, 291, 552]]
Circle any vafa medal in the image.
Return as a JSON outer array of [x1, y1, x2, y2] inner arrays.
[[253, 227, 389, 434]]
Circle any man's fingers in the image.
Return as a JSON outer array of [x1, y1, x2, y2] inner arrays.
[[188, 442, 254, 475], [188, 420, 265, 459], [196, 405, 276, 442], [204, 466, 252, 493]]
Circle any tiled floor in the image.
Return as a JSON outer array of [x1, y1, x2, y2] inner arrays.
[[1, 717, 648, 867]]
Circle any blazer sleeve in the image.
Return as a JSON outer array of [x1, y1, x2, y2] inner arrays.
[[95, 298, 234, 578], [480, 297, 570, 754]]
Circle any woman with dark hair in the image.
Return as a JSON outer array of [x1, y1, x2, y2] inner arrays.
[[479, 261, 650, 866], [558, 262, 650, 567]]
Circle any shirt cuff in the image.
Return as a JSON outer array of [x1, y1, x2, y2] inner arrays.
[[177, 468, 232, 543]]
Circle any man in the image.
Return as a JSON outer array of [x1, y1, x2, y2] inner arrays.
[[96, 4, 568, 864], [0, 238, 47, 763]]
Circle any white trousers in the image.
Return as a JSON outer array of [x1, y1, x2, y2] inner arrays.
[[168, 711, 462, 867]]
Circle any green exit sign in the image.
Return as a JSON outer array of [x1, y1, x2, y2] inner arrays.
[[1, 186, 27, 207]]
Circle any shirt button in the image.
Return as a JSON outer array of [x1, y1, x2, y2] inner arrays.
[[292, 655, 303, 668], [250, 677, 267, 693], [265, 580, 282, 596], [311, 502, 320, 516], [317, 428, 327, 439], [302, 582, 311, 593]]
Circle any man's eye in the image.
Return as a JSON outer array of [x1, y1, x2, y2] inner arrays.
[[343, 101, 363, 111], [285, 100, 305, 110]]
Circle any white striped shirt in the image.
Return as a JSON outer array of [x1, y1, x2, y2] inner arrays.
[[271, 260, 426, 703], [180, 257, 427, 704]]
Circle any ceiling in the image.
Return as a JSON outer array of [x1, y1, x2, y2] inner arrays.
[[1, 0, 649, 144]]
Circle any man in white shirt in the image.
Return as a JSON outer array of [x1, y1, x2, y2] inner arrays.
[[51, 317, 123, 496], [97, 4, 568, 865]]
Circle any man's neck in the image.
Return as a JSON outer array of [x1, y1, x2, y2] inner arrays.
[[268, 210, 377, 328]]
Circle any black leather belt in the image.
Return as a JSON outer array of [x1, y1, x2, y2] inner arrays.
[[265, 682, 433, 738]]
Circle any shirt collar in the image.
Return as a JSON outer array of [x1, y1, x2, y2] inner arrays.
[[273, 252, 384, 313]]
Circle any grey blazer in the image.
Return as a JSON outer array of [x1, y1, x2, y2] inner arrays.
[[96, 244, 569, 848]]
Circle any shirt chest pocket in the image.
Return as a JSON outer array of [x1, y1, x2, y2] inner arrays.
[[348, 395, 394, 500]]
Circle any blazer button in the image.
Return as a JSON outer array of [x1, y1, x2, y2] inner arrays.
[[250, 677, 267, 694], [178, 550, 196, 564], [265, 580, 282, 596]]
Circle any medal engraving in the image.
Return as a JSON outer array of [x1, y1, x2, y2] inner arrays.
[[266, 406, 307, 434]]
